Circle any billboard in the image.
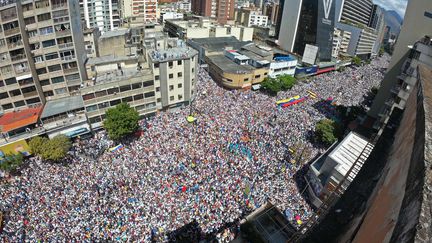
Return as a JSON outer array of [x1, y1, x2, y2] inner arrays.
[[0, 139, 31, 160], [316, 0, 336, 61], [302, 44, 319, 65]]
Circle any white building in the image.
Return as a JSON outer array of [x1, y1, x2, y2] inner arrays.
[[80, 0, 121, 32], [332, 28, 351, 58], [121, 0, 158, 23], [176, 0, 191, 12], [306, 132, 374, 208], [269, 55, 297, 78], [236, 8, 268, 27], [160, 12, 184, 23]]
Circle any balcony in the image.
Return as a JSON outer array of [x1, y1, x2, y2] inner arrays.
[[56, 29, 71, 37], [3, 27, 20, 37], [61, 55, 75, 61], [18, 80, 34, 87], [63, 67, 78, 74], [22, 90, 38, 98], [10, 54, 26, 62], [7, 40, 23, 49], [53, 16, 69, 24], [58, 42, 74, 49], [52, 3, 68, 10]]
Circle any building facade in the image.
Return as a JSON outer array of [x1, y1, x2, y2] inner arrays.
[[0, 0, 87, 114], [191, 0, 234, 24], [79, 0, 120, 33], [278, 0, 336, 62], [121, 0, 158, 23], [236, 8, 268, 27]]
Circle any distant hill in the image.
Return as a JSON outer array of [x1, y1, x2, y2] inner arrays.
[[384, 10, 403, 35]]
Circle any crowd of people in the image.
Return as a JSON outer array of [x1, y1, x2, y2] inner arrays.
[[0, 55, 389, 242]]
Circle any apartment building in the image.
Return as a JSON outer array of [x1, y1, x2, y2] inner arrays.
[[122, 0, 157, 23], [335, 0, 373, 27], [79, 0, 121, 32], [164, 18, 253, 41], [83, 27, 100, 58], [191, 0, 234, 24], [236, 8, 268, 27], [0, 0, 87, 114]]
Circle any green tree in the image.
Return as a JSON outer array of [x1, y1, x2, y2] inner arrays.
[[379, 47, 385, 56], [315, 119, 343, 146], [103, 103, 140, 140], [260, 77, 282, 96], [29, 136, 48, 155], [29, 135, 71, 161], [0, 153, 24, 172], [279, 74, 297, 90], [352, 56, 362, 66]]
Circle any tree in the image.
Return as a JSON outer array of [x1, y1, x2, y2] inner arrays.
[[279, 74, 297, 90], [260, 77, 282, 96], [0, 153, 24, 172], [379, 47, 385, 56], [29, 136, 48, 155], [103, 103, 140, 140], [352, 56, 362, 66], [29, 135, 71, 161], [315, 119, 343, 146]]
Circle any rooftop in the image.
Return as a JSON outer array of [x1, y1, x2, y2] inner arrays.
[[189, 37, 253, 52], [100, 29, 129, 39], [89, 67, 152, 86], [86, 55, 138, 66], [328, 132, 373, 181], [241, 43, 273, 58], [40, 96, 84, 119], [149, 46, 198, 63], [208, 55, 254, 74], [0, 106, 43, 133]]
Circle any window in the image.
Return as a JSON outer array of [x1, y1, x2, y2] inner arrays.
[[178, 95, 183, 100], [10, 89, 21, 96], [133, 94, 144, 101], [244, 78, 249, 82], [39, 26, 54, 35], [169, 74, 173, 79], [155, 75, 159, 80], [1, 66, 13, 75], [65, 73, 80, 81], [156, 87, 160, 92], [0, 92, 8, 99], [177, 72, 182, 78], [5, 78, 16, 85], [0, 80, 3, 87], [28, 30, 38, 38], [109, 99, 121, 106], [107, 87, 119, 95], [98, 102, 109, 109], [36, 68, 47, 75], [2, 103, 13, 110], [146, 102, 156, 109], [143, 80, 153, 87], [45, 52, 59, 60], [40, 79, 50, 86], [122, 96, 133, 103], [55, 87, 67, 95], [192, 68, 194, 73], [26, 97, 40, 104], [168, 61, 173, 68], [157, 98, 161, 103], [42, 39, 56, 48], [48, 65, 62, 72], [119, 85, 131, 92], [132, 82, 142, 89], [255, 75, 261, 78], [178, 83, 182, 88], [264, 72, 268, 75], [144, 91, 155, 98], [169, 85, 174, 91], [14, 101, 25, 107], [43, 90, 54, 97], [154, 63, 159, 68], [177, 60, 182, 65], [89, 116, 102, 124], [86, 105, 98, 112], [24, 17, 36, 25], [37, 13, 51, 22], [83, 93, 95, 101], [34, 56, 44, 63], [95, 90, 107, 97], [170, 96, 174, 101]]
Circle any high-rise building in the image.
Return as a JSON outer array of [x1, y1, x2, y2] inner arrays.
[[0, 0, 87, 114], [191, 0, 234, 24], [335, 0, 373, 27], [369, 0, 432, 123], [79, 0, 121, 32], [121, 0, 158, 23], [278, 0, 336, 62], [263, 1, 279, 25], [236, 8, 268, 27]]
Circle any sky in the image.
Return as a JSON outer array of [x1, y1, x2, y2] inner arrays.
[[373, 0, 408, 18]]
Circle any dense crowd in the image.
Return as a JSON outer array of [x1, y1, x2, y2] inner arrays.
[[0, 55, 389, 242]]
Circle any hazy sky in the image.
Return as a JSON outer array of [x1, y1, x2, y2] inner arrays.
[[373, 0, 408, 17]]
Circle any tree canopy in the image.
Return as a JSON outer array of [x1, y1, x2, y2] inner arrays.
[[29, 135, 71, 161], [315, 119, 343, 146], [260, 75, 297, 96], [352, 56, 362, 66], [103, 103, 140, 140], [0, 153, 24, 172]]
